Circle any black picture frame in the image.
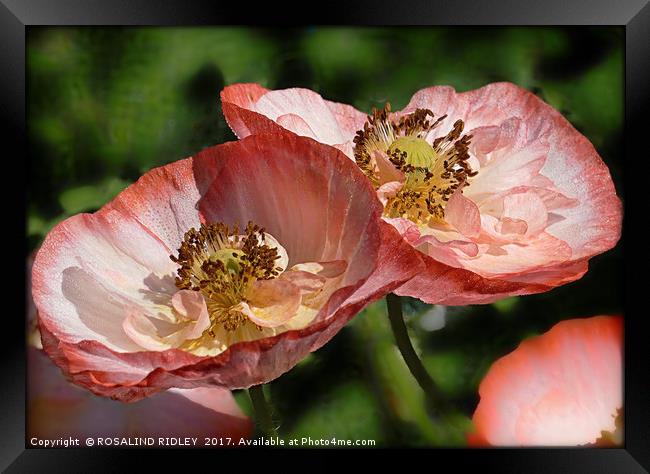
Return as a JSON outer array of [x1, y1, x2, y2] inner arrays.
[[4, 0, 648, 471]]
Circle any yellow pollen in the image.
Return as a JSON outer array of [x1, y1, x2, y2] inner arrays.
[[209, 248, 245, 274], [170, 221, 281, 340]]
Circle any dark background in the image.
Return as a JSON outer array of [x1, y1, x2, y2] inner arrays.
[[27, 27, 624, 446]]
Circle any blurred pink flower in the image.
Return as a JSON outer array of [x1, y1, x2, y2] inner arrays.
[[28, 348, 252, 442], [468, 316, 623, 446], [27, 252, 40, 349], [32, 131, 422, 401], [222, 83, 622, 304]]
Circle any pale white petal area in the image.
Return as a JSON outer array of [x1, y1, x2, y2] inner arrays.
[[376, 181, 403, 207], [123, 311, 173, 351], [501, 191, 548, 238], [416, 232, 480, 260], [280, 270, 326, 294], [244, 279, 302, 328], [33, 210, 180, 352], [255, 88, 346, 145], [465, 233, 572, 279], [221, 83, 367, 159], [282, 260, 349, 315], [289, 260, 347, 279], [170, 290, 211, 340], [276, 113, 318, 140], [445, 190, 481, 239]]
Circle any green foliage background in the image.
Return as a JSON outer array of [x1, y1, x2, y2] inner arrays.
[[27, 27, 624, 446]]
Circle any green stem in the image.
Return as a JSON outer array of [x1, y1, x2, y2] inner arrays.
[[386, 293, 448, 415], [248, 384, 278, 438]]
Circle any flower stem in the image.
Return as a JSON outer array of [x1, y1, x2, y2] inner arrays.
[[248, 384, 278, 438], [385, 293, 448, 415]]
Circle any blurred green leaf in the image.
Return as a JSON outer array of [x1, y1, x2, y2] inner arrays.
[[541, 48, 623, 145], [492, 297, 520, 315], [27, 213, 67, 240], [59, 177, 131, 214], [27, 214, 48, 237], [285, 381, 384, 444], [422, 351, 474, 398]]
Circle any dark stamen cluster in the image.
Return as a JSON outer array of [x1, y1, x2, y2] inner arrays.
[[352, 103, 477, 224], [353, 106, 449, 188], [396, 108, 445, 137], [353, 104, 397, 186], [387, 148, 435, 180], [171, 222, 232, 290], [240, 222, 284, 281], [170, 221, 282, 334], [424, 120, 477, 218]]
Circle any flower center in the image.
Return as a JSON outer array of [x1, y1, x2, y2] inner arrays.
[[170, 221, 284, 335], [387, 136, 437, 169], [353, 105, 476, 225]]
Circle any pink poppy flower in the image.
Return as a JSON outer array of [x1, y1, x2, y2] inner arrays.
[[221, 83, 622, 304], [468, 316, 623, 446], [32, 131, 422, 402]]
